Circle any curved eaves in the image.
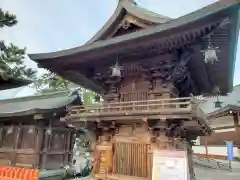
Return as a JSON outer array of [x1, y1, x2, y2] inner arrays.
[[28, 0, 240, 61], [86, 2, 125, 44], [86, 0, 171, 44]]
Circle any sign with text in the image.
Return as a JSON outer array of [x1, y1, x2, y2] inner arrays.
[[226, 141, 234, 161], [152, 150, 188, 180]]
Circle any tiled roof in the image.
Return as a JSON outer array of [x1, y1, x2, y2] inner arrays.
[[200, 84, 240, 115], [0, 90, 82, 117]]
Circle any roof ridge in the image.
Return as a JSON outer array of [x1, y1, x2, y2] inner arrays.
[[0, 90, 74, 103], [122, 0, 172, 20], [233, 84, 240, 88], [119, 0, 136, 5], [131, 1, 172, 19]]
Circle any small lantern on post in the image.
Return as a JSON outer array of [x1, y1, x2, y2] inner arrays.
[[111, 61, 123, 78], [201, 36, 220, 64], [214, 96, 223, 108], [213, 86, 223, 108]]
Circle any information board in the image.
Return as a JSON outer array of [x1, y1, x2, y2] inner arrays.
[[152, 150, 188, 180], [226, 141, 234, 161]]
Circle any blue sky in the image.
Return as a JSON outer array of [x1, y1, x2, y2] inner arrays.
[[0, 0, 239, 98]]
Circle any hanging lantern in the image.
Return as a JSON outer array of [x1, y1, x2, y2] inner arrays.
[[111, 61, 123, 77], [46, 128, 52, 135], [201, 36, 220, 64], [7, 126, 13, 134], [28, 126, 35, 134]]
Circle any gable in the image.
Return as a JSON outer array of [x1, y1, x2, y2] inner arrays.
[[110, 15, 150, 38], [112, 23, 142, 37], [86, 0, 172, 44]]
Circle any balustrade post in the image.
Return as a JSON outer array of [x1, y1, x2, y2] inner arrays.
[[162, 100, 164, 109], [190, 97, 198, 115]]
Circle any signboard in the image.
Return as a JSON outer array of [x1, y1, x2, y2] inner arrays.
[[152, 150, 188, 180], [226, 141, 234, 161], [238, 148, 240, 159]]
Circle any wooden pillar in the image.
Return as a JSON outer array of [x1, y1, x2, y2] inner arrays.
[[35, 126, 43, 168], [64, 130, 71, 166], [13, 125, 21, 166], [233, 112, 239, 132], [41, 129, 50, 169], [204, 137, 208, 156], [0, 126, 3, 148], [14, 125, 21, 149], [93, 128, 113, 180], [186, 141, 196, 180], [233, 112, 240, 147]]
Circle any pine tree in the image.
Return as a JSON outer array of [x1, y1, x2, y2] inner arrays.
[[32, 72, 69, 93], [0, 8, 36, 80], [0, 9, 17, 27]]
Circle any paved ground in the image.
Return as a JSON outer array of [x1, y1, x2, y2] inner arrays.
[[195, 167, 240, 180], [73, 157, 240, 180], [74, 167, 240, 180], [75, 169, 240, 180], [195, 160, 240, 180]]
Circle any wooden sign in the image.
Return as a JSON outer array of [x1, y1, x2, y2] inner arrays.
[[152, 150, 188, 180], [33, 114, 44, 120]]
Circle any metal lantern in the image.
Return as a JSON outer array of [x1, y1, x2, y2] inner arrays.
[[46, 128, 52, 135], [214, 100, 223, 108], [213, 89, 223, 108], [111, 61, 123, 77], [28, 126, 35, 134], [201, 36, 220, 64], [7, 126, 13, 134]]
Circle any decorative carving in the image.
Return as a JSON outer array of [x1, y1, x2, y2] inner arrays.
[[75, 43, 209, 180], [122, 20, 131, 30]]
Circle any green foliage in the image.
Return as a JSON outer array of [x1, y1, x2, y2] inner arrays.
[[33, 73, 101, 106], [0, 42, 36, 79], [32, 72, 69, 93], [0, 8, 36, 80], [0, 8, 17, 27], [82, 91, 101, 106]]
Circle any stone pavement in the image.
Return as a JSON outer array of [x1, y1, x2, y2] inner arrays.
[[72, 159, 240, 180], [73, 168, 240, 180], [195, 167, 240, 180], [195, 160, 240, 180]]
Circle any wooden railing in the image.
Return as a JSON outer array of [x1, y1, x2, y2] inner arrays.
[[69, 97, 196, 118]]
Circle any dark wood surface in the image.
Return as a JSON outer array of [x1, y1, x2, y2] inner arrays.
[[0, 124, 73, 169]]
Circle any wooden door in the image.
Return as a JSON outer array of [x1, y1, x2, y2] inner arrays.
[[113, 142, 150, 178]]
